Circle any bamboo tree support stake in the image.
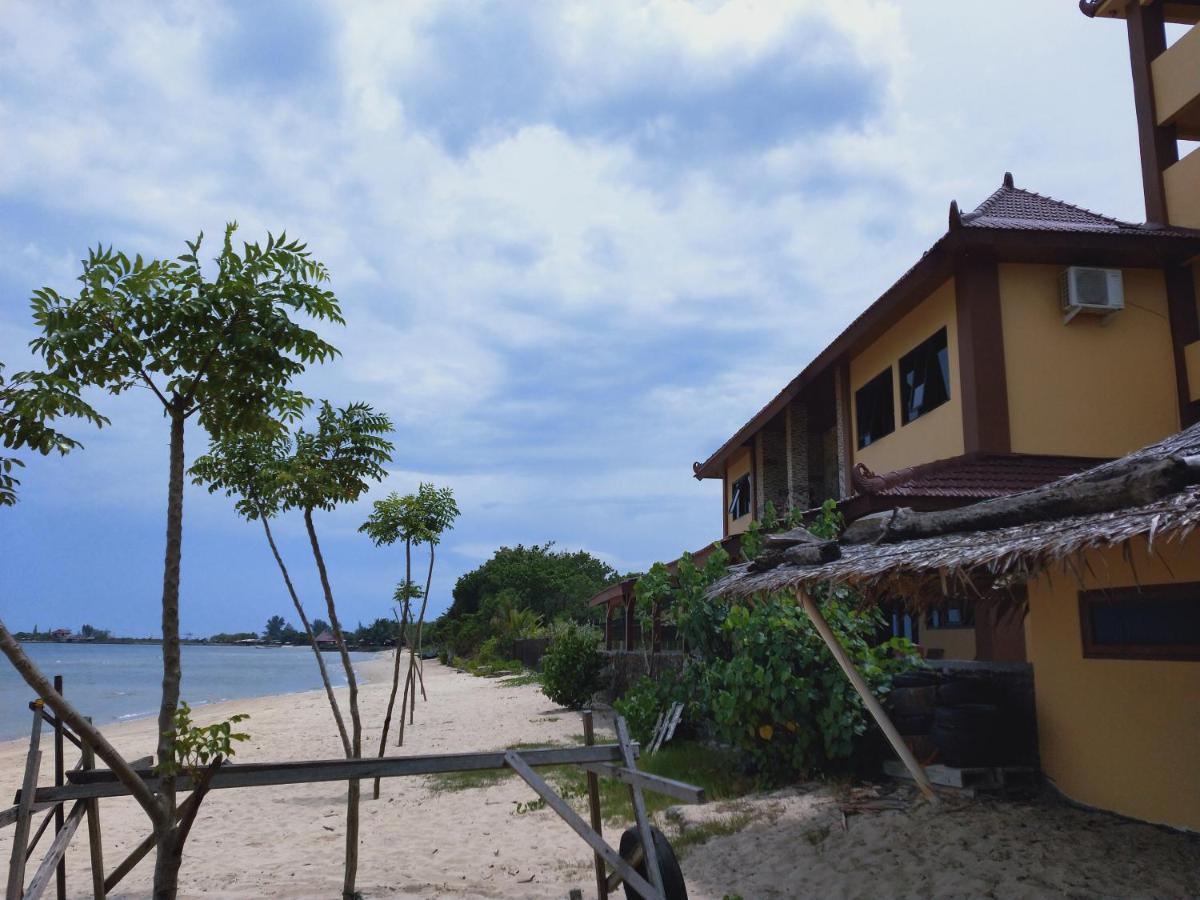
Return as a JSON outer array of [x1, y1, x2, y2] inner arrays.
[[7, 703, 44, 900], [81, 718, 105, 900], [53, 676, 66, 900], [796, 589, 938, 804], [582, 711, 608, 900]]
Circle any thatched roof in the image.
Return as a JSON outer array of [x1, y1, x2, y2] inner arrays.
[[709, 424, 1200, 606]]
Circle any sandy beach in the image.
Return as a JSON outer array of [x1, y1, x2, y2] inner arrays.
[[3, 657, 1198, 898]]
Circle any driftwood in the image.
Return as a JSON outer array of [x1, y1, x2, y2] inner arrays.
[[852, 455, 1200, 546]]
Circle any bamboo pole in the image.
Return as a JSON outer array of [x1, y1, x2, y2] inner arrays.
[[796, 590, 938, 803]]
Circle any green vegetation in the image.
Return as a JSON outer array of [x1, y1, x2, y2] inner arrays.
[[428, 543, 617, 659], [667, 805, 756, 857], [157, 702, 250, 779], [540, 621, 605, 710]]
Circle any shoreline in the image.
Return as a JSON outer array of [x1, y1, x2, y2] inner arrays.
[[0, 647, 390, 743]]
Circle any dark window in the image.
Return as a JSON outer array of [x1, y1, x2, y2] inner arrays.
[[928, 598, 975, 630], [855, 369, 895, 449], [728, 473, 751, 520], [1079, 584, 1200, 661], [899, 327, 950, 425]]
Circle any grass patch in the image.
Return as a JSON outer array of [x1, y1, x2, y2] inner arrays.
[[667, 804, 756, 857], [426, 767, 514, 793], [543, 742, 756, 825], [498, 671, 542, 687]]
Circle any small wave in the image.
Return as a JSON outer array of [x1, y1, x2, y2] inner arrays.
[[117, 710, 156, 721]]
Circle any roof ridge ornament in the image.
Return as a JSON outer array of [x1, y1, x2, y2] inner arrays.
[[1003, 171, 1014, 189], [949, 199, 962, 231]]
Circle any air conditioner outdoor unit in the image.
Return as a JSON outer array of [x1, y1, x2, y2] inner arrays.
[[1059, 266, 1124, 324]]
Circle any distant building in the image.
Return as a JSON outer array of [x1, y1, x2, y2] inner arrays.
[[314, 629, 338, 649], [50, 628, 73, 642]]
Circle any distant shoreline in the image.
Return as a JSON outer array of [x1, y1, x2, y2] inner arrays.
[[17, 638, 403, 652]]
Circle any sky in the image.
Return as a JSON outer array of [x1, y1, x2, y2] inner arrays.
[[0, 1, 1155, 637]]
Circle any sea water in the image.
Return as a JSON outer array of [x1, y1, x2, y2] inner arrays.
[[0, 642, 376, 740]]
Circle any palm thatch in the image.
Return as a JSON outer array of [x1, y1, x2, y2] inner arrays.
[[709, 423, 1200, 606]]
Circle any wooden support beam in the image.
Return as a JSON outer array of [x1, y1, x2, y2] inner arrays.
[[52, 675, 66, 900], [33, 744, 627, 804], [615, 716, 666, 898], [7, 704, 44, 900], [797, 590, 938, 804], [580, 764, 705, 805], [81, 720, 105, 900], [502, 752, 662, 900], [1, 802, 53, 831], [23, 801, 84, 900], [582, 712, 608, 900]]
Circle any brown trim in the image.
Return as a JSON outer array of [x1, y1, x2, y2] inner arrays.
[[954, 252, 1011, 453], [749, 435, 759, 523], [692, 224, 1200, 481], [836, 361, 854, 498], [1126, 0, 1178, 224], [1078, 582, 1200, 661], [1165, 264, 1200, 427]]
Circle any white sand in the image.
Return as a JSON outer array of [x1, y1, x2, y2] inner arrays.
[[3, 658, 1198, 898]]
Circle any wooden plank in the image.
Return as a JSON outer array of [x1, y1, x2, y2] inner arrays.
[[0, 802, 53, 830], [502, 752, 662, 900], [798, 591, 938, 804], [102, 787, 202, 896], [23, 801, 85, 900], [582, 711, 607, 900], [81, 720, 105, 900], [40, 744, 626, 803], [580, 763, 706, 805], [616, 716, 665, 898], [7, 705, 44, 900], [53, 675, 65, 900]]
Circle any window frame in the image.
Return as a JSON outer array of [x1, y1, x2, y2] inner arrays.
[[926, 598, 975, 630], [728, 472, 751, 521], [854, 367, 896, 450], [898, 326, 951, 426], [1078, 583, 1200, 661]]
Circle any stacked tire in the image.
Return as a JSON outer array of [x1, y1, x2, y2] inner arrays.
[[887, 670, 939, 762], [931, 679, 1001, 767]]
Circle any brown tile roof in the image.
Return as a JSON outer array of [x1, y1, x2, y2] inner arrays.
[[840, 452, 1109, 521], [958, 174, 1200, 237]]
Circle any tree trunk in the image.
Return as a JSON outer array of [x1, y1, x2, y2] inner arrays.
[[303, 508, 361, 900], [153, 408, 186, 899], [411, 544, 436, 702], [373, 597, 409, 798], [260, 515, 351, 757]]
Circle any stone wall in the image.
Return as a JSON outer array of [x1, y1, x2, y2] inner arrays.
[[601, 650, 687, 701]]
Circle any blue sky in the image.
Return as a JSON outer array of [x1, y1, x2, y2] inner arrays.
[[0, 1, 1150, 637]]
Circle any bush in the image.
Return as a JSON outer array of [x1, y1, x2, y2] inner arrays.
[[703, 590, 920, 782], [541, 622, 604, 709], [614, 676, 667, 745]]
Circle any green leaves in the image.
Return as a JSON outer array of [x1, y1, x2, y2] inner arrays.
[[360, 483, 460, 547], [282, 400, 395, 513], [0, 362, 107, 506], [157, 701, 251, 779], [26, 225, 342, 436]]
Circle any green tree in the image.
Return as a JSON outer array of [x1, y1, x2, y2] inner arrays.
[[360, 483, 459, 768], [22, 226, 341, 897], [191, 429, 352, 756], [263, 615, 288, 642], [281, 400, 393, 900]]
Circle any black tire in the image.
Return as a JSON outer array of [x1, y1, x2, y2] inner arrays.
[[930, 725, 985, 767], [934, 703, 1000, 732], [619, 825, 689, 900], [891, 712, 934, 735], [892, 670, 939, 689], [936, 680, 986, 706], [889, 686, 937, 716]]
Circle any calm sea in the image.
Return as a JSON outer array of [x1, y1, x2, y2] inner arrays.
[[0, 642, 377, 741]]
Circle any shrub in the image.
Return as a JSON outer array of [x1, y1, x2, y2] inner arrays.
[[703, 589, 920, 782], [614, 676, 667, 745], [541, 621, 604, 709]]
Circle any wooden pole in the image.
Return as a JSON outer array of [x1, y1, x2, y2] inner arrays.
[[797, 590, 937, 803], [53, 676, 66, 900], [614, 717, 665, 897], [22, 801, 85, 900], [81, 718, 105, 900], [582, 711, 608, 900], [7, 703, 44, 900]]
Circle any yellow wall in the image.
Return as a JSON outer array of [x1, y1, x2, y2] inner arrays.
[[1151, 21, 1200, 128], [1000, 264, 1179, 458], [921, 627, 976, 661], [850, 278, 963, 474], [1165, 147, 1200, 229], [1025, 535, 1200, 830], [724, 447, 753, 536]]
